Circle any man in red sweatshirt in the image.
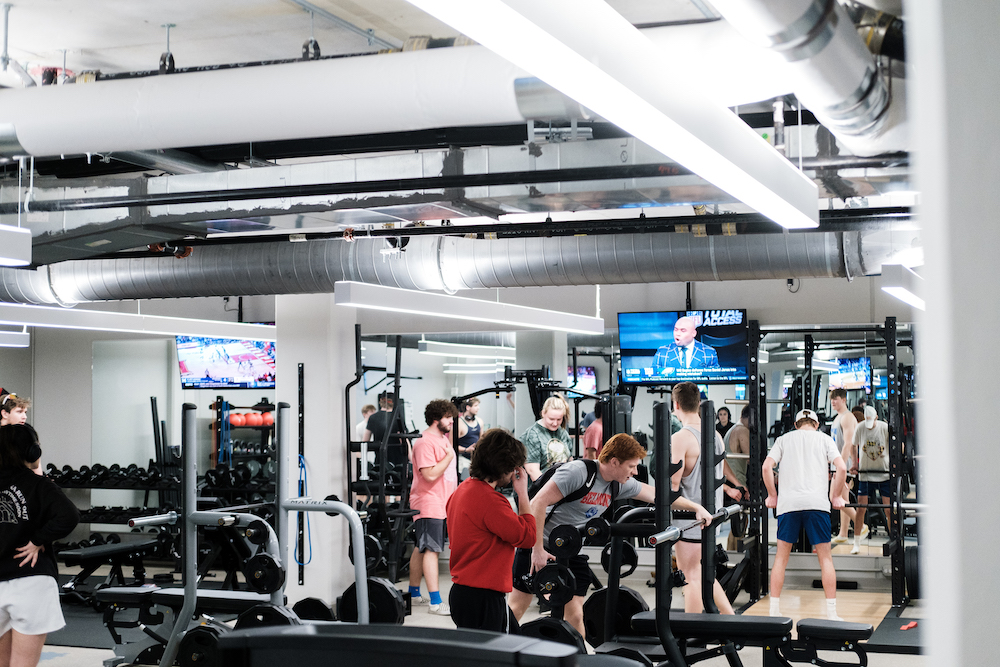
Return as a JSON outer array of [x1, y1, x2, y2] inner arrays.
[[446, 428, 535, 632]]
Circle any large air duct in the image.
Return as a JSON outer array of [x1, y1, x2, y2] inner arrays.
[[0, 230, 892, 306], [0, 16, 903, 160], [711, 0, 906, 155]]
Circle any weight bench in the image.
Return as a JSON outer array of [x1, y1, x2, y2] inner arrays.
[[628, 612, 872, 667], [217, 623, 649, 667], [95, 585, 283, 652], [59, 539, 159, 603]]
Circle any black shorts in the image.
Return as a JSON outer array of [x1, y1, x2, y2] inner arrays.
[[449, 584, 516, 633], [511, 548, 592, 598], [413, 518, 446, 553]]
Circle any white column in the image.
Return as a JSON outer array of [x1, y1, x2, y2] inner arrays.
[[910, 2, 1000, 663], [276, 294, 359, 606]]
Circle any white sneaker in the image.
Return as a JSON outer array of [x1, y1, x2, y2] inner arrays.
[[850, 544, 861, 555], [428, 603, 451, 616], [859, 524, 870, 540], [831, 535, 848, 544], [411, 596, 428, 605], [828, 613, 845, 622]]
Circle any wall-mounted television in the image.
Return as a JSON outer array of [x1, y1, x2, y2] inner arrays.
[[827, 357, 871, 392], [566, 365, 597, 396], [176, 336, 276, 389], [618, 310, 749, 385]]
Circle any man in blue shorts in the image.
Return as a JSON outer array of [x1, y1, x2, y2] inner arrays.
[[763, 409, 847, 620]]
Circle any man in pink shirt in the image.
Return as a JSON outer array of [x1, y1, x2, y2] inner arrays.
[[582, 401, 604, 459], [407, 399, 459, 615]]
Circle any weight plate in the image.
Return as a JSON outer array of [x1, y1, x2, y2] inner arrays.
[[532, 563, 577, 608], [291, 598, 335, 622], [244, 554, 285, 594], [548, 524, 583, 559], [582, 586, 649, 647], [601, 541, 639, 578], [904, 545, 920, 599], [337, 576, 406, 624], [584, 517, 611, 545], [519, 617, 586, 653], [178, 624, 227, 667], [234, 603, 302, 630]]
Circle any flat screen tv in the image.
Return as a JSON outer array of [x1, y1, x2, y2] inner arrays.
[[176, 336, 276, 389], [827, 357, 871, 392], [566, 365, 597, 396], [618, 309, 749, 385]]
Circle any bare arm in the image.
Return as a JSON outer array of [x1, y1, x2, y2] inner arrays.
[[525, 462, 542, 481], [722, 460, 745, 500], [830, 456, 847, 508], [418, 447, 456, 482], [763, 457, 778, 508], [528, 480, 564, 572]]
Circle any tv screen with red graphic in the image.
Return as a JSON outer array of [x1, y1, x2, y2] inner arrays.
[[176, 336, 275, 389]]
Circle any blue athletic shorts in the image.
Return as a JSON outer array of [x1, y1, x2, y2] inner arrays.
[[776, 510, 831, 545], [857, 480, 891, 500]]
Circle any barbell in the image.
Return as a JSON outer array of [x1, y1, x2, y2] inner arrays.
[[647, 505, 741, 546]]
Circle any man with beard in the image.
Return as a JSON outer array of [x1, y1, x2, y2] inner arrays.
[[408, 399, 460, 615]]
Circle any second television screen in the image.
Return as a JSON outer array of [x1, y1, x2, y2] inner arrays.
[[618, 310, 749, 384]]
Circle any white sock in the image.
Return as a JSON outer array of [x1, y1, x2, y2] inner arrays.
[[827, 598, 842, 620], [770, 597, 781, 617]]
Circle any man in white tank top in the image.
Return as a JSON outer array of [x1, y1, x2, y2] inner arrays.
[[669, 382, 744, 614]]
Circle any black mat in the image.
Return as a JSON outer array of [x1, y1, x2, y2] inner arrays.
[[47, 605, 142, 649], [864, 611, 923, 655]]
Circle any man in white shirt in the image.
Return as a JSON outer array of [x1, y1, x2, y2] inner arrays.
[[849, 405, 891, 552], [763, 409, 847, 621]]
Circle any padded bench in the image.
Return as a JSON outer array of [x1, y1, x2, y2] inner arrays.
[[631, 611, 793, 646], [781, 619, 874, 667], [151, 587, 278, 615], [58, 539, 160, 600]]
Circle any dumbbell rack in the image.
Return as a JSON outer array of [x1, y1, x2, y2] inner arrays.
[[47, 464, 179, 527]]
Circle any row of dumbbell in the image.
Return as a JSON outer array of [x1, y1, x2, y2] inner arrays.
[[53, 532, 125, 552], [204, 462, 275, 490], [229, 440, 275, 457], [46, 463, 177, 488], [80, 505, 165, 524]]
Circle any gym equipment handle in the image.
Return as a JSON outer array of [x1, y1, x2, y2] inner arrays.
[[128, 511, 178, 527], [647, 505, 741, 546]]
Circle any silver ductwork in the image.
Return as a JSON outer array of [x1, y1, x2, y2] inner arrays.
[[712, 0, 905, 155], [0, 230, 894, 306]]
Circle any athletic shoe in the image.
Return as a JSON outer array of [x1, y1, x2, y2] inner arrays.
[[850, 544, 861, 555], [831, 535, 848, 544], [411, 596, 428, 605], [859, 524, 870, 540], [828, 614, 845, 622], [428, 603, 451, 616]]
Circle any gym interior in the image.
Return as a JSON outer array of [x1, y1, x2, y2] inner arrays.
[[0, 1, 994, 666]]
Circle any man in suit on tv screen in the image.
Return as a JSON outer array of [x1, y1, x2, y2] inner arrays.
[[653, 316, 720, 372]]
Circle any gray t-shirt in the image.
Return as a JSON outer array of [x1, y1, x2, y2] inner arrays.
[[543, 460, 642, 544], [854, 420, 890, 482]]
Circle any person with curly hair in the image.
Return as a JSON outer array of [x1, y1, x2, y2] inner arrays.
[[446, 428, 534, 632], [407, 399, 460, 615]]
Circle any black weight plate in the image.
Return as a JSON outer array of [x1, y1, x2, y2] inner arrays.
[[548, 524, 583, 559], [519, 617, 586, 653], [348, 534, 383, 573], [582, 585, 649, 647], [584, 517, 611, 545], [244, 554, 285, 594], [177, 624, 227, 667], [905, 545, 920, 599], [337, 576, 405, 624], [234, 603, 302, 630], [291, 597, 335, 622], [601, 541, 639, 578], [533, 563, 577, 608], [244, 520, 270, 545]]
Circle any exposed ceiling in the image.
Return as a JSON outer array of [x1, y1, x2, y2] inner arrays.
[[0, 0, 917, 301]]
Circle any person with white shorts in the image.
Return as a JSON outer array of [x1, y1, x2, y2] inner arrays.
[[1, 423, 80, 667]]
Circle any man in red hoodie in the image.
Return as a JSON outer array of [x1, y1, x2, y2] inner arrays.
[[446, 428, 534, 632]]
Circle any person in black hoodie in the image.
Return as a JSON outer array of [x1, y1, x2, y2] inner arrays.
[[0, 424, 79, 667]]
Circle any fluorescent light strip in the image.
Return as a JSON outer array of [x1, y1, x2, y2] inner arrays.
[[443, 368, 505, 375], [420, 340, 516, 360], [0, 329, 30, 347], [0, 302, 276, 341], [443, 362, 508, 369], [335, 281, 604, 335], [880, 264, 925, 311], [406, 0, 818, 229], [0, 224, 32, 267]]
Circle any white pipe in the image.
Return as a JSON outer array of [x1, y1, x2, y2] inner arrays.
[[0, 46, 530, 157]]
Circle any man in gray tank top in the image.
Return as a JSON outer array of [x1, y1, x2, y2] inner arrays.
[[669, 382, 745, 614]]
